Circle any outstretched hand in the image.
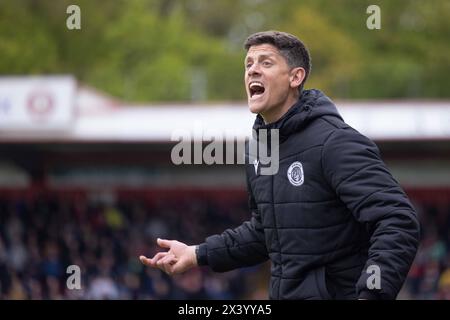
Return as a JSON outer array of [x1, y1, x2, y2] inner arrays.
[[140, 238, 198, 275]]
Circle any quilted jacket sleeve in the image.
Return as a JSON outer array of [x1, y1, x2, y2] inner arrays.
[[322, 127, 420, 299]]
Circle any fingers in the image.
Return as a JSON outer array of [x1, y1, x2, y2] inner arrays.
[[157, 238, 173, 249], [156, 254, 176, 267], [140, 252, 179, 276], [139, 255, 153, 267], [151, 252, 170, 264], [140, 252, 170, 267], [157, 254, 178, 274], [140, 238, 180, 274]]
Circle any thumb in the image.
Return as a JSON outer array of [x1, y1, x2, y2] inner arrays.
[[157, 238, 172, 249]]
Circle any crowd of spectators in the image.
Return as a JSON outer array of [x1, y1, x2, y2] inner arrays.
[[0, 191, 448, 300], [400, 201, 450, 299]]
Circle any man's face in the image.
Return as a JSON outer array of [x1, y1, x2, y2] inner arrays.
[[244, 44, 293, 121]]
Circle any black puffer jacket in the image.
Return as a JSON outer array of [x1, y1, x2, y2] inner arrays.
[[196, 89, 420, 300]]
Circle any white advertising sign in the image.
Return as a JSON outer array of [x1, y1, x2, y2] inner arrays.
[[0, 76, 76, 131]]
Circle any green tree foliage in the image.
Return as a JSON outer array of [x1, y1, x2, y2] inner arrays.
[[0, 0, 448, 101]]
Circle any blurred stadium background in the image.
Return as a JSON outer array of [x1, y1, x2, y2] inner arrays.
[[0, 0, 449, 300]]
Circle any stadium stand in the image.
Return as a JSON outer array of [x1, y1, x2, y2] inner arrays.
[[1, 77, 449, 299]]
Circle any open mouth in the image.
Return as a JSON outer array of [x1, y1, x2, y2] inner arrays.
[[249, 81, 265, 98]]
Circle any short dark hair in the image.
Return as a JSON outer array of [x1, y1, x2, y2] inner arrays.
[[244, 31, 311, 92]]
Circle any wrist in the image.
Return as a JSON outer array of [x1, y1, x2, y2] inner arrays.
[[194, 243, 208, 266], [190, 245, 199, 266]]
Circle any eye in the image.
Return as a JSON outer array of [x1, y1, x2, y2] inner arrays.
[[246, 62, 253, 69], [262, 61, 272, 67]]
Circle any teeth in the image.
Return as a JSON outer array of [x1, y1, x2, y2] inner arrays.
[[249, 82, 264, 88]]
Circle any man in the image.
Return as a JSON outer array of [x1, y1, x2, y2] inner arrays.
[[140, 31, 420, 300]]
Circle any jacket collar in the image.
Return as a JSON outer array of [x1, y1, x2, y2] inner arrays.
[[252, 89, 342, 143]]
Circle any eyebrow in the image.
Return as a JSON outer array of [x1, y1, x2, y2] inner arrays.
[[245, 53, 277, 62]]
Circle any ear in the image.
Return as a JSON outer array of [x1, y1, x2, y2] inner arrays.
[[289, 67, 306, 90]]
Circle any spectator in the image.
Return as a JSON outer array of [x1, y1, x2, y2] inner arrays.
[[0, 193, 447, 299]]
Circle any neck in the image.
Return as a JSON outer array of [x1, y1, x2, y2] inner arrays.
[[261, 91, 300, 124]]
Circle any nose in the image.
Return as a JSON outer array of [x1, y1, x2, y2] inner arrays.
[[247, 63, 261, 77]]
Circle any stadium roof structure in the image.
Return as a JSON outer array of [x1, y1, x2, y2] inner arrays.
[[72, 100, 450, 143], [1, 76, 450, 143]]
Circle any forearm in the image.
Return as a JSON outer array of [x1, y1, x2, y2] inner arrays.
[[196, 218, 268, 272], [356, 209, 420, 299]]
